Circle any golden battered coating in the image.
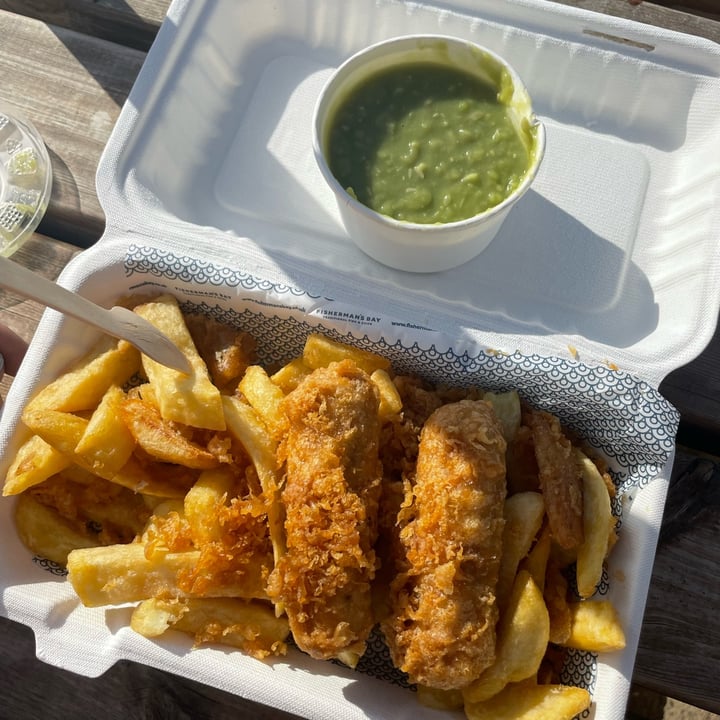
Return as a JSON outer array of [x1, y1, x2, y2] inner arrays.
[[383, 399, 507, 690], [268, 360, 382, 664], [375, 375, 445, 621], [184, 313, 257, 391], [526, 409, 584, 550]]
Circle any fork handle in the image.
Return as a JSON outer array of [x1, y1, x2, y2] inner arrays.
[[0, 255, 122, 332], [0, 256, 190, 373]]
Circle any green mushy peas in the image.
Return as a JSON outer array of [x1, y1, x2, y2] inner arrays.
[[327, 62, 532, 224]]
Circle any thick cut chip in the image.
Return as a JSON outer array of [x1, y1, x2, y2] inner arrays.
[[465, 682, 592, 720], [22, 410, 88, 459], [496, 491, 545, 610], [23, 338, 141, 414], [184, 467, 235, 546], [270, 357, 311, 394], [302, 333, 391, 374], [74, 385, 136, 477], [575, 450, 614, 598], [68, 545, 202, 606], [463, 570, 550, 703], [22, 407, 195, 496], [67, 543, 268, 607], [239, 365, 288, 440], [520, 524, 551, 594], [26, 470, 150, 546], [370, 369, 403, 420], [130, 596, 180, 637], [545, 562, 572, 645], [14, 493, 100, 565], [222, 396, 279, 493], [131, 597, 289, 659], [120, 396, 219, 470], [110, 456, 198, 498], [3, 434, 72, 496], [133, 295, 225, 430], [483, 390, 521, 443], [417, 686, 464, 711], [222, 395, 284, 566], [131, 382, 157, 406], [564, 600, 626, 652]]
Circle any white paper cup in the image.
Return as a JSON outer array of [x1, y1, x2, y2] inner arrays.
[[313, 35, 545, 273]]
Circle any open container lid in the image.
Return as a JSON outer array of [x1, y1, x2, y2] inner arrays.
[[94, 0, 720, 389]]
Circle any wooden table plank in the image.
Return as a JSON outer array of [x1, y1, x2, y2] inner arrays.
[[0, 0, 168, 51], [548, 0, 720, 39], [634, 449, 720, 714], [661, 325, 720, 454], [650, 0, 720, 20], [0, 10, 146, 248], [0, 234, 79, 402]]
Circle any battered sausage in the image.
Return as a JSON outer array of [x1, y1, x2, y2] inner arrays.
[[382, 399, 507, 689], [267, 360, 382, 665]]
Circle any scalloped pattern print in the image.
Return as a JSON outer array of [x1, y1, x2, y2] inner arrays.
[[30, 243, 677, 711]]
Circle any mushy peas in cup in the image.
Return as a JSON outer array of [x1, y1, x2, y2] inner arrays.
[[314, 36, 544, 272], [328, 61, 531, 224]]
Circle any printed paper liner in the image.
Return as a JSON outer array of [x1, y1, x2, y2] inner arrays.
[[0, 242, 679, 720]]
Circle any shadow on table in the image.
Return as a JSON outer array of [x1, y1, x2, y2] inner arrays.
[[0, 0, 163, 52]]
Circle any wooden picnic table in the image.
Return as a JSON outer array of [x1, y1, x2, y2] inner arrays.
[[0, 1, 718, 718]]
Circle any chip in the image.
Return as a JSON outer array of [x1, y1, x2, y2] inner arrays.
[[465, 681, 591, 720], [463, 570, 550, 703], [4, 298, 628, 720], [134, 294, 225, 430], [575, 450, 614, 598], [564, 600, 626, 652]]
